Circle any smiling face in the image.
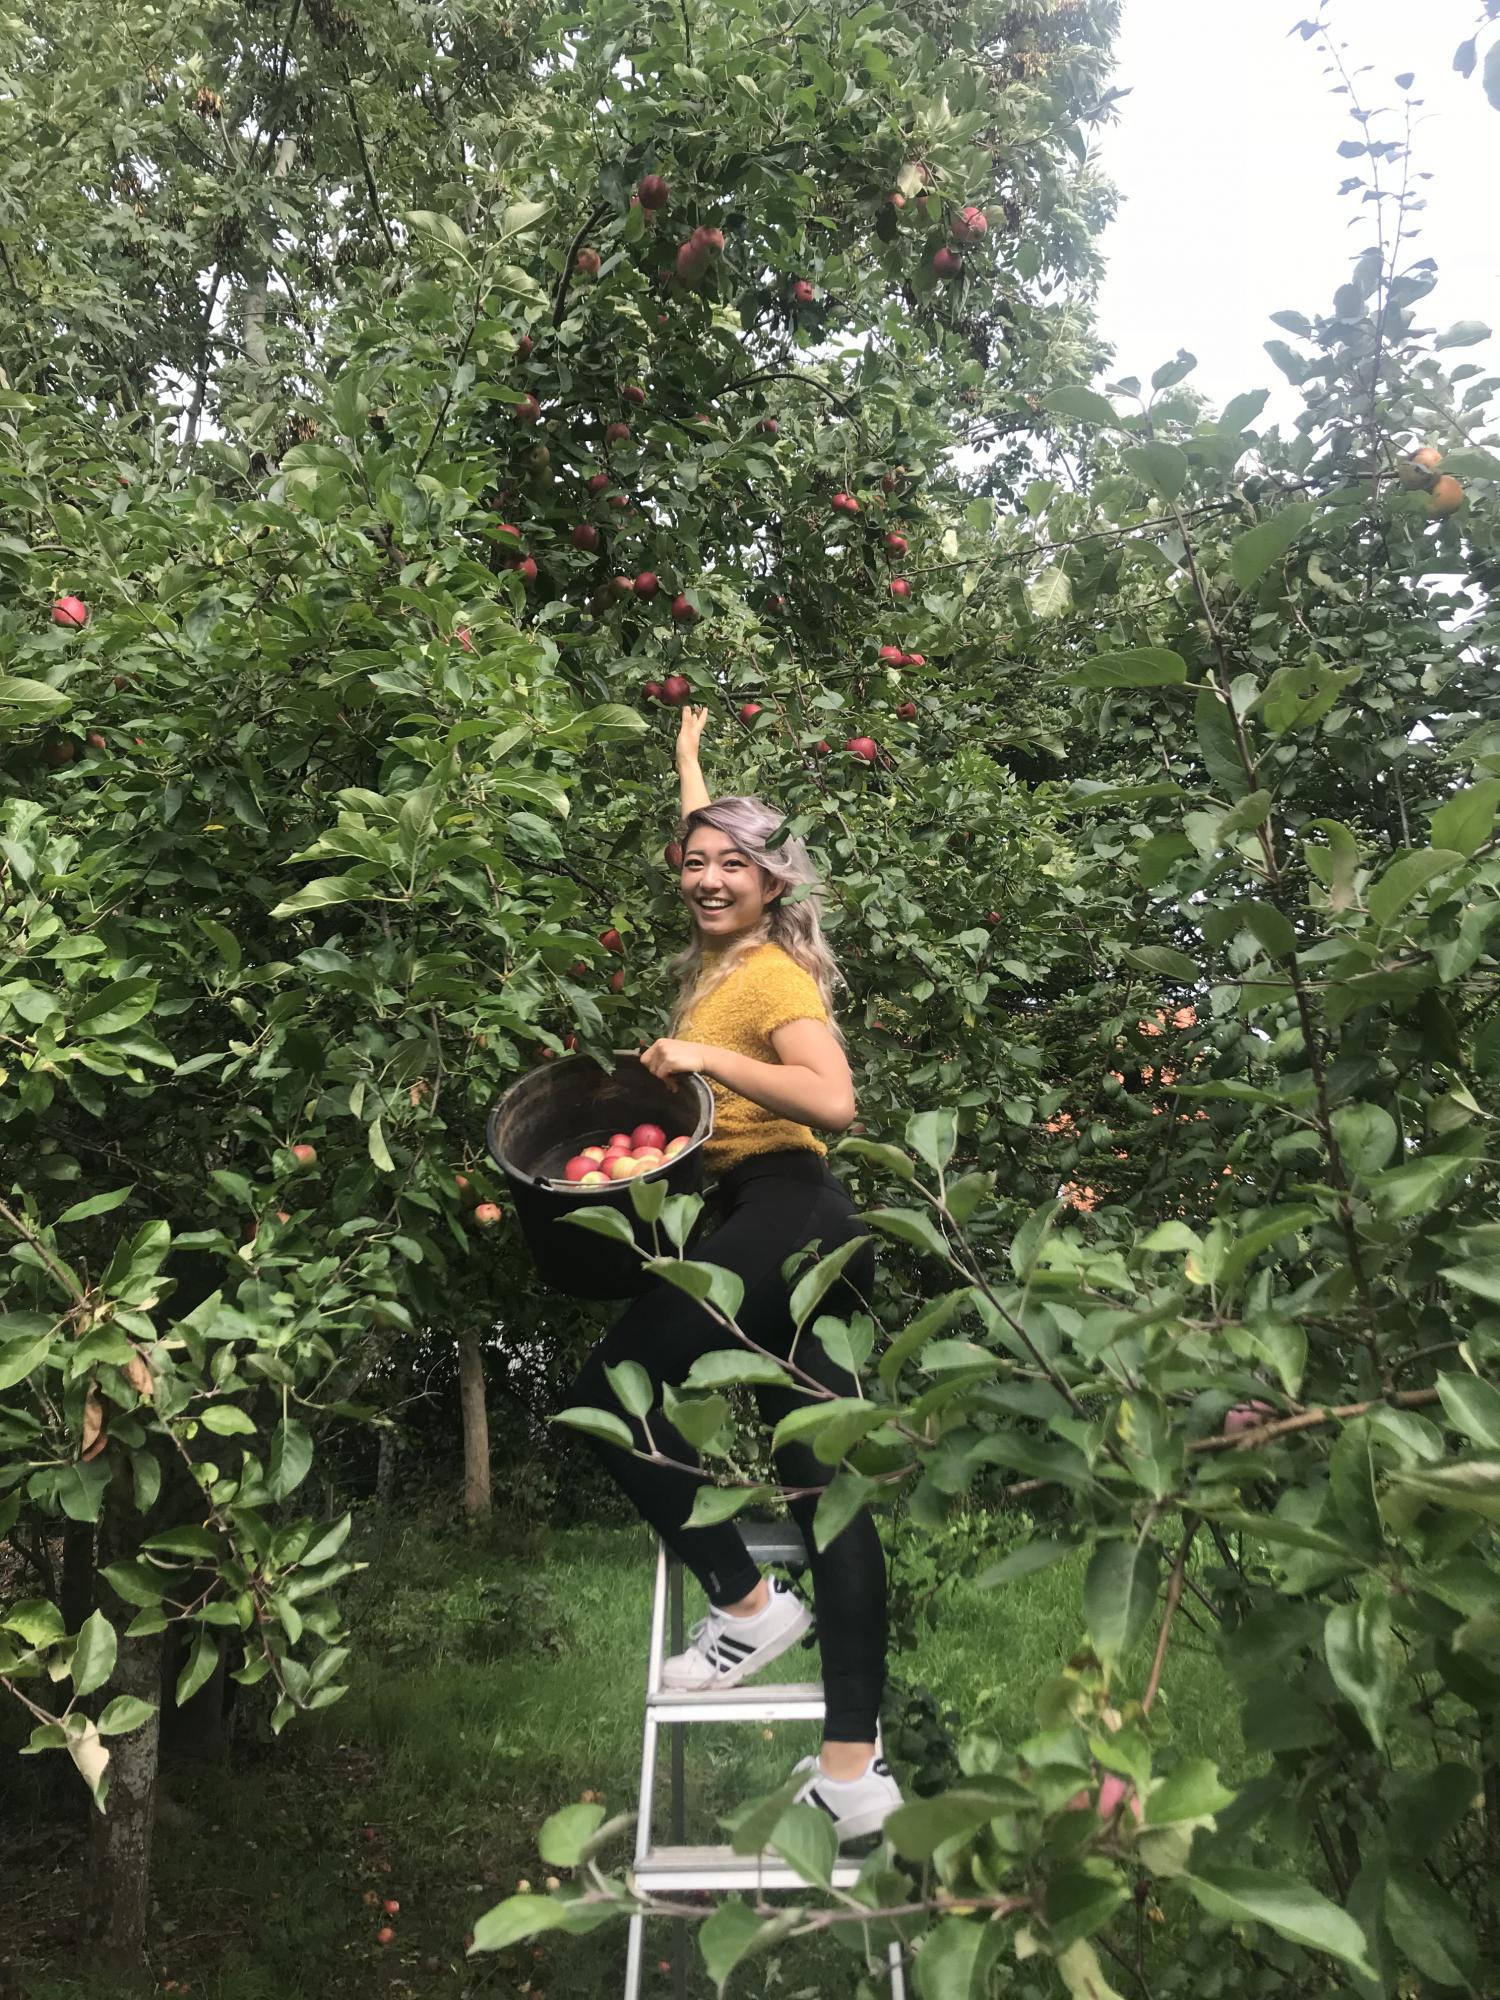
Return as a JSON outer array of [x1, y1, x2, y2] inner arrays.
[[680, 824, 784, 939]]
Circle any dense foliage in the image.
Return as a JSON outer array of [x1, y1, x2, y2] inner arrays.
[[4, 0, 1499, 1992]]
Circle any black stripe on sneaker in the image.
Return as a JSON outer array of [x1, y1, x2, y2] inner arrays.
[[807, 1789, 840, 1823], [714, 1635, 754, 1659]]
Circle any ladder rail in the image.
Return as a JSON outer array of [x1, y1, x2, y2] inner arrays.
[[624, 1530, 908, 2000]]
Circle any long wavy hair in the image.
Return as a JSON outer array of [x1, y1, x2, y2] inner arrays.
[[667, 796, 846, 1044]]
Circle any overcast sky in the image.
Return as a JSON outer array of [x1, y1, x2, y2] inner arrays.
[[1092, 0, 1498, 417]]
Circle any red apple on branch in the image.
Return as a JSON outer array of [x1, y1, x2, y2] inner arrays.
[[846, 736, 878, 762], [586, 471, 610, 496], [890, 577, 911, 600], [932, 247, 962, 280], [739, 702, 762, 724], [884, 532, 908, 557], [571, 522, 601, 551], [792, 279, 815, 305], [661, 673, 691, 704], [514, 394, 541, 424], [605, 421, 631, 445], [878, 644, 904, 665], [575, 247, 601, 277], [52, 594, 89, 628], [634, 571, 660, 598], [670, 593, 700, 624], [473, 1203, 503, 1227], [599, 928, 624, 953], [951, 205, 988, 244], [638, 173, 670, 210]]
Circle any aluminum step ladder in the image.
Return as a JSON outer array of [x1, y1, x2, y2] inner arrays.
[[623, 1519, 908, 1998]]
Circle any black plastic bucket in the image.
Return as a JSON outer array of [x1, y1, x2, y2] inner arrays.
[[486, 1051, 716, 1300]]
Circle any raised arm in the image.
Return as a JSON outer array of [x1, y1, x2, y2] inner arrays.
[[676, 705, 711, 818]]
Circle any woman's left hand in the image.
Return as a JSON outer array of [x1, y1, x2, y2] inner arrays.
[[639, 1037, 712, 1083]]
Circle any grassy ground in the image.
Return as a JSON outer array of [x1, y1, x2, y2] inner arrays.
[[4, 1508, 1237, 2000]]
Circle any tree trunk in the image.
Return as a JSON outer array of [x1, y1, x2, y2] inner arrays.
[[85, 1505, 163, 1974], [376, 1421, 399, 1512], [457, 1330, 491, 1521]]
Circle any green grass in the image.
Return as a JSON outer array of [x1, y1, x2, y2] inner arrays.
[[5, 1509, 1238, 2000]]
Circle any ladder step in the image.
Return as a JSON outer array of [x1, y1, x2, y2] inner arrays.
[[633, 1842, 869, 1892], [647, 1680, 827, 1722]]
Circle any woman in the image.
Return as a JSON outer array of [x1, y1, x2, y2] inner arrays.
[[568, 705, 902, 1845]]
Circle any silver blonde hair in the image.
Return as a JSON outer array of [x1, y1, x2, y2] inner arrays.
[[667, 796, 846, 1043]]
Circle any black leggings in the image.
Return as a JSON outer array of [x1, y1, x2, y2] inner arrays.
[[568, 1150, 886, 1742]]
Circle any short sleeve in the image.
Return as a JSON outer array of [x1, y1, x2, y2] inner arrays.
[[753, 949, 828, 1035]]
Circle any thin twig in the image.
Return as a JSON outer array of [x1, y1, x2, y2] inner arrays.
[[1143, 1517, 1197, 1713]]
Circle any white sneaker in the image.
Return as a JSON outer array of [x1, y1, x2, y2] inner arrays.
[[659, 1575, 812, 1691], [790, 1751, 903, 1845]]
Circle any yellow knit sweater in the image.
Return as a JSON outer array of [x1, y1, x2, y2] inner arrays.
[[680, 941, 830, 1171]]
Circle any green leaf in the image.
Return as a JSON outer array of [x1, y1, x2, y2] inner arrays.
[[1441, 1259, 1500, 1306], [1045, 385, 1120, 427], [1431, 778, 1500, 857], [1390, 1456, 1500, 1521], [788, 1238, 868, 1331], [1122, 944, 1198, 982], [1083, 1539, 1160, 1666], [0, 675, 70, 724], [1385, 1864, 1479, 1984], [199, 1403, 258, 1436], [96, 1695, 156, 1737], [864, 1208, 952, 1262], [75, 979, 158, 1036], [684, 1482, 775, 1528], [538, 1801, 605, 1867], [1218, 390, 1270, 434], [602, 1360, 652, 1419], [1183, 1869, 1374, 1974], [770, 1801, 837, 1891], [265, 1418, 313, 1501], [913, 1915, 987, 2000], [645, 1258, 745, 1323], [835, 1138, 917, 1183], [1324, 1594, 1395, 1749], [0, 1328, 55, 1391], [1238, 899, 1297, 960], [1436, 1371, 1500, 1449], [906, 1108, 957, 1174], [699, 1900, 804, 1995], [1069, 648, 1186, 690], [367, 1116, 394, 1173], [885, 1783, 1019, 1861], [175, 1629, 220, 1707], [682, 1348, 790, 1390], [1330, 1102, 1398, 1177], [548, 1405, 634, 1448], [55, 1186, 134, 1225], [470, 1894, 575, 1952], [1027, 565, 1072, 619], [70, 1609, 118, 1699], [1230, 502, 1315, 589], [1121, 442, 1187, 500], [1366, 848, 1463, 928], [1144, 1759, 1235, 1826], [270, 874, 379, 920], [1056, 1941, 1127, 2000], [1195, 684, 1248, 795], [1434, 319, 1491, 349], [400, 208, 468, 250], [974, 1538, 1076, 1589], [499, 200, 550, 238], [812, 1469, 878, 1552], [561, 1205, 638, 1245]]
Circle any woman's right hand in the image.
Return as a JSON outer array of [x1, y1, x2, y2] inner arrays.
[[676, 705, 709, 764]]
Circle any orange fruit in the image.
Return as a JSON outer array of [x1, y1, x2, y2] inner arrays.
[[1426, 474, 1463, 517]]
